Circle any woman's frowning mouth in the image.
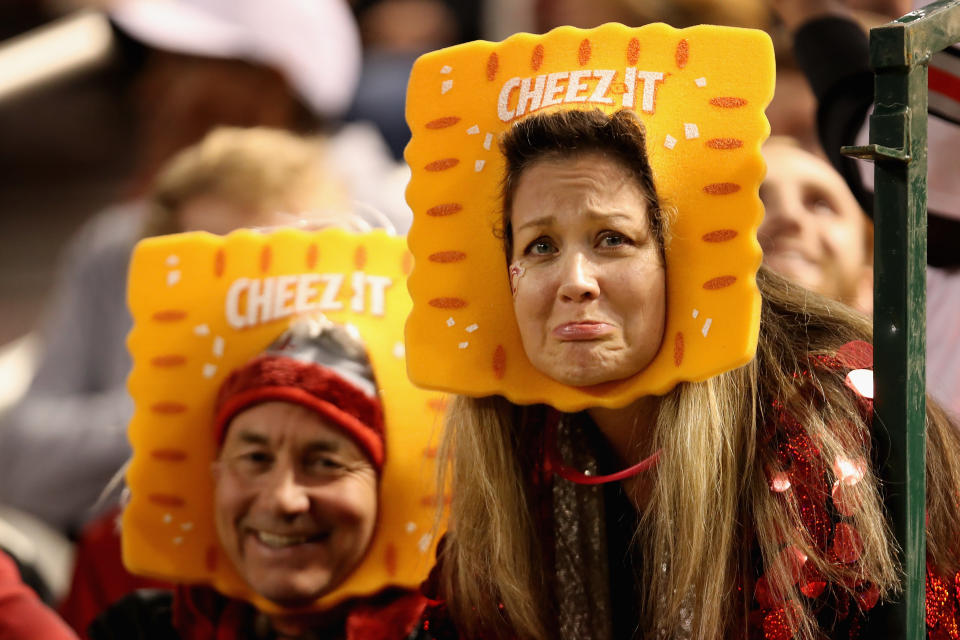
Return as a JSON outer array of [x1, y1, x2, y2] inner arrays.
[[552, 322, 614, 340]]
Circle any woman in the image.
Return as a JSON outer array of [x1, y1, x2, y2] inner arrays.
[[423, 109, 960, 639]]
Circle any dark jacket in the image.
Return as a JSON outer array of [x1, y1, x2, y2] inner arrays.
[[89, 585, 429, 640]]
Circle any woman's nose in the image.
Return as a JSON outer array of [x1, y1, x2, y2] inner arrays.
[[556, 252, 600, 302]]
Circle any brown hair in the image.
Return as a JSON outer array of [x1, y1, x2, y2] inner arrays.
[[499, 109, 667, 262]]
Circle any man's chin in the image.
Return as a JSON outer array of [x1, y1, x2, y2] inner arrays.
[[251, 576, 335, 609], [261, 590, 327, 610], [766, 261, 822, 293]]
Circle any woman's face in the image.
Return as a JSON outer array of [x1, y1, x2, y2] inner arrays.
[[509, 152, 666, 387]]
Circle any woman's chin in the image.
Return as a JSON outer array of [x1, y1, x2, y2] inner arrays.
[[525, 340, 660, 388], [536, 361, 635, 388]]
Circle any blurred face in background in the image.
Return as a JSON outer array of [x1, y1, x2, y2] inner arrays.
[[174, 177, 353, 235], [759, 139, 873, 313], [176, 195, 297, 235]]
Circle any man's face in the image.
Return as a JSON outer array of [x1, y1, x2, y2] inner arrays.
[[759, 141, 872, 312], [213, 401, 378, 607]]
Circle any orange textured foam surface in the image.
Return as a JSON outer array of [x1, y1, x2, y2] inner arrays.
[[405, 23, 774, 410], [124, 228, 445, 613]]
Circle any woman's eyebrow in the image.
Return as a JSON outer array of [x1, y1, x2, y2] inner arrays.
[[514, 214, 554, 233], [584, 210, 635, 223]]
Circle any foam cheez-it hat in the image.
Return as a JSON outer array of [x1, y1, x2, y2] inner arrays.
[[124, 228, 445, 613], [213, 315, 385, 469]]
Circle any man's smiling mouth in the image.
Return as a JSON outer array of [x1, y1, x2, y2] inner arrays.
[[251, 530, 330, 549]]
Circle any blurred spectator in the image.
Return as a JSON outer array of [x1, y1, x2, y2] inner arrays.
[[536, 0, 771, 31], [109, 0, 361, 192], [759, 137, 873, 314], [144, 127, 351, 235], [766, 65, 821, 156], [123, 52, 319, 195], [58, 508, 166, 639], [774, 0, 960, 268], [772, 0, 960, 415], [0, 0, 371, 349], [760, 135, 960, 418], [0, 549, 78, 640], [110, 0, 361, 123], [110, 0, 409, 227], [0, 127, 355, 533], [347, 0, 482, 159]]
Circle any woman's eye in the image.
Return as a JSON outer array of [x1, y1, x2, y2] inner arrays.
[[598, 231, 632, 248], [524, 237, 557, 256]]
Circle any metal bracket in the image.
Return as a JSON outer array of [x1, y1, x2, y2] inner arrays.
[[841, 143, 912, 162]]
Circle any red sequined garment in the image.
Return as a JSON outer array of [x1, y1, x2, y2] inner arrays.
[[751, 341, 960, 640], [417, 341, 960, 639]]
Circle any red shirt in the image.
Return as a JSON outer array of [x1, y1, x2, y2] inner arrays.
[[0, 550, 78, 640]]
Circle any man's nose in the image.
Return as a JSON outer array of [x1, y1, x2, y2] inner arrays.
[[556, 252, 600, 302], [265, 466, 311, 515], [761, 191, 805, 236]]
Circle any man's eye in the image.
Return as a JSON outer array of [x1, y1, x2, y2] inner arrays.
[[238, 451, 270, 463], [305, 456, 346, 474], [524, 237, 556, 256], [810, 199, 836, 216], [231, 451, 273, 474]]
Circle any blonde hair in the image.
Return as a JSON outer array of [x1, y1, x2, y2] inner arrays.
[[437, 266, 960, 639], [144, 126, 350, 237]]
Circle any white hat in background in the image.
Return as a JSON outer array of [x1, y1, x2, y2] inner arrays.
[[110, 0, 362, 119]]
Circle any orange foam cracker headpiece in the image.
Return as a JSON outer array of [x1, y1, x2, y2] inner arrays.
[[404, 23, 775, 411], [124, 228, 446, 613]]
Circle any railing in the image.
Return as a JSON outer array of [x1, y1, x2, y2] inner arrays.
[[842, 1, 960, 637]]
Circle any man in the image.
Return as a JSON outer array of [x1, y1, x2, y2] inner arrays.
[[90, 317, 428, 639], [760, 137, 960, 417], [758, 137, 873, 314]]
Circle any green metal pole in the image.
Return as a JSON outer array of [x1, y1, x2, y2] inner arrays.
[[843, 2, 960, 637], [869, 39, 927, 640]]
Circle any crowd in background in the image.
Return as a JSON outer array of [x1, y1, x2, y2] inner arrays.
[[0, 0, 958, 637]]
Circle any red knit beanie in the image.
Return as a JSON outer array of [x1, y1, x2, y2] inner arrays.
[[213, 317, 385, 469]]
